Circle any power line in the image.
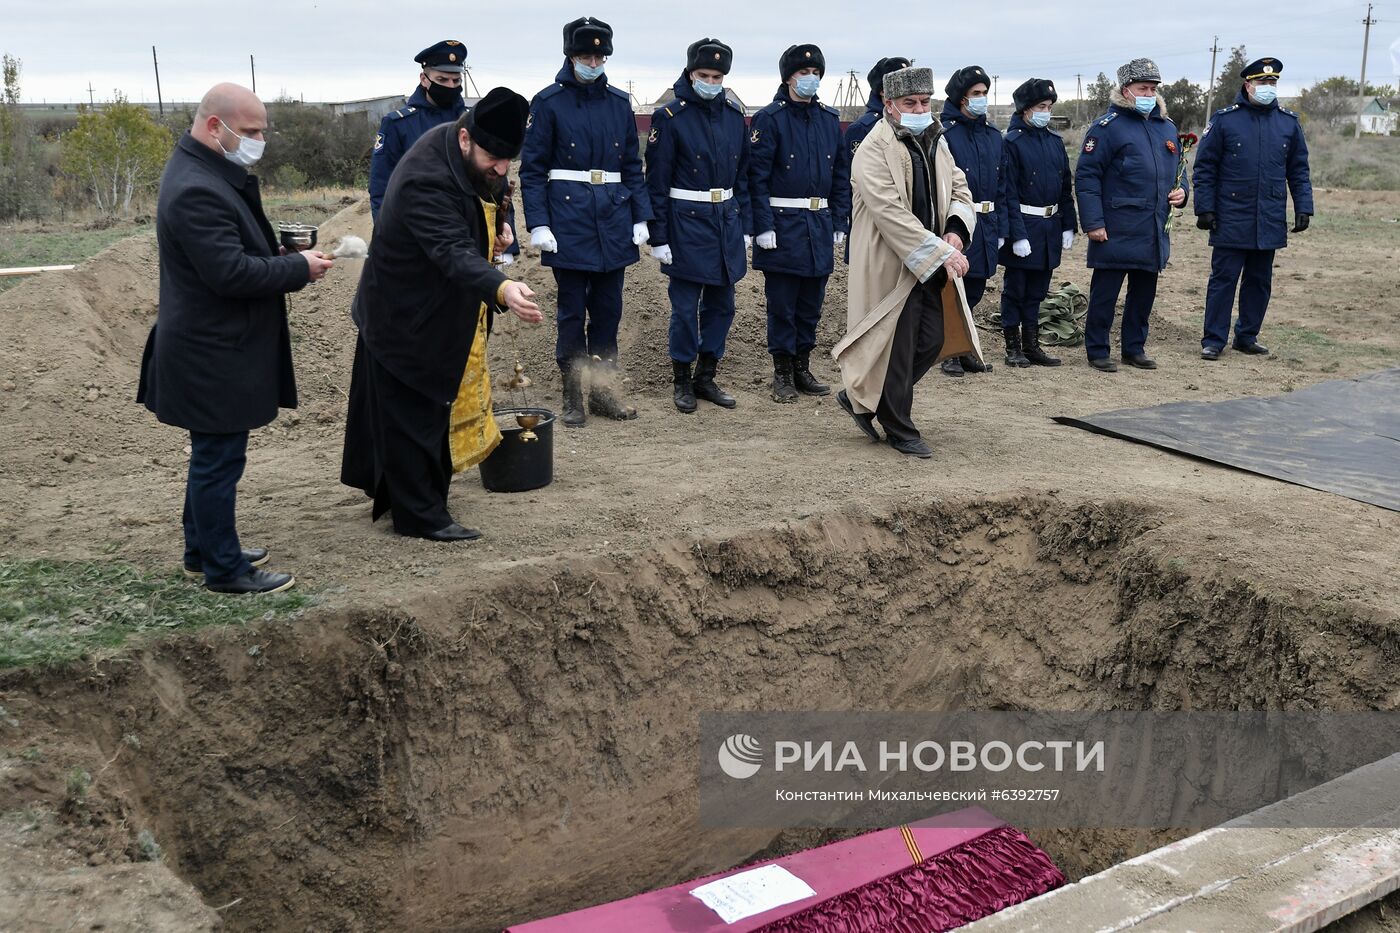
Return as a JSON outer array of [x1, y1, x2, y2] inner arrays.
[[1356, 2, 1378, 138], [1206, 36, 1222, 117]]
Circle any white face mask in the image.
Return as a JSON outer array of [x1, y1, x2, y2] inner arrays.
[[217, 118, 266, 167]]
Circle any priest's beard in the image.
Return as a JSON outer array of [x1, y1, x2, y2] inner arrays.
[[462, 142, 508, 203]]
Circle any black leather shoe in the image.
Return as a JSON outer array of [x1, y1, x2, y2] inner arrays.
[[888, 436, 934, 459], [1122, 353, 1158, 370], [205, 568, 295, 595], [1088, 358, 1119, 372], [940, 357, 965, 377], [1233, 340, 1269, 355], [1201, 346, 1222, 360], [837, 390, 880, 443], [417, 522, 482, 542], [959, 354, 992, 373], [183, 547, 270, 578]]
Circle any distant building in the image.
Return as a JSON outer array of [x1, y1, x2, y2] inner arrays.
[[1358, 97, 1397, 135], [326, 94, 408, 125]]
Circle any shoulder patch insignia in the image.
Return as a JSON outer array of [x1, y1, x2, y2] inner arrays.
[[373, 133, 384, 151], [526, 112, 534, 130], [1083, 137, 1097, 153], [851, 140, 860, 155], [1202, 122, 1212, 136], [750, 128, 760, 144], [648, 126, 658, 144]]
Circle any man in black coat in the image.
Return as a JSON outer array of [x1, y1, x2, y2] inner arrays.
[[341, 87, 542, 542], [138, 82, 333, 595]]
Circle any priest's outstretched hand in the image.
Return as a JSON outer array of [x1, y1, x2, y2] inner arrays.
[[502, 281, 543, 324]]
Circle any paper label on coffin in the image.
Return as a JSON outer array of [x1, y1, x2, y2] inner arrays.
[[690, 864, 817, 924]]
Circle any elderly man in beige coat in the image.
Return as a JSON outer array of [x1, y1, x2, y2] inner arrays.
[[834, 66, 983, 458]]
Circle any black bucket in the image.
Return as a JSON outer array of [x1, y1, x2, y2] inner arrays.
[[479, 407, 555, 493]]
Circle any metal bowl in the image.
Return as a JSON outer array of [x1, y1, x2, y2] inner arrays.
[[277, 222, 319, 252]]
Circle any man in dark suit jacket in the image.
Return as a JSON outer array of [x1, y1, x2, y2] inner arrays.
[[138, 83, 334, 594], [341, 87, 541, 542]]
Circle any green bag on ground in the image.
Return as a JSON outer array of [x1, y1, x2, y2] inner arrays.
[[1037, 282, 1088, 347]]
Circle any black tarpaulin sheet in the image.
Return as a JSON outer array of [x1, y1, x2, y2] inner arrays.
[[1054, 368, 1400, 512]]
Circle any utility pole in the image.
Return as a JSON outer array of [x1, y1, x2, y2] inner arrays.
[[1356, 3, 1377, 138], [249, 54, 257, 95], [1205, 36, 1221, 117], [1075, 73, 1083, 125], [991, 74, 999, 107], [86, 82, 94, 108], [152, 46, 164, 116]]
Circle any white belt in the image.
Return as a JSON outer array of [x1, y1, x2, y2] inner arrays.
[[669, 187, 734, 203], [975, 201, 996, 214], [1021, 204, 1059, 217], [769, 196, 829, 210], [548, 169, 622, 184]]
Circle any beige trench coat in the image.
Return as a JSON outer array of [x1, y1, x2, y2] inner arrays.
[[833, 117, 984, 414]]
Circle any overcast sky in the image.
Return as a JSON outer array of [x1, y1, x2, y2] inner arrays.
[[6, 0, 1399, 109]]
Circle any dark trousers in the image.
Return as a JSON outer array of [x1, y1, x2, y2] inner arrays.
[[554, 267, 626, 363], [877, 276, 946, 443], [1203, 247, 1275, 350], [668, 277, 736, 362], [764, 271, 828, 356], [341, 337, 454, 536], [962, 276, 987, 310], [1000, 268, 1054, 328], [183, 430, 252, 585], [1085, 268, 1159, 360]]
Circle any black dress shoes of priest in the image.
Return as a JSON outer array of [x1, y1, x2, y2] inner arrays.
[[414, 522, 483, 542]]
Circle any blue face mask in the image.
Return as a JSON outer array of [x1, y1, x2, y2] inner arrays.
[[966, 96, 989, 117], [693, 79, 724, 100], [1251, 85, 1278, 106], [574, 61, 605, 83], [794, 75, 821, 98], [898, 110, 934, 134], [1133, 93, 1157, 116], [1030, 111, 1052, 128]]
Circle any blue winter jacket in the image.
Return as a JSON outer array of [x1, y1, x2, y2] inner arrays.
[[644, 75, 753, 287], [748, 85, 851, 278], [369, 85, 466, 221], [1075, 98, 1190, 271], [518, 62, 653, 272], [1192, 88, 1313, 251], [1000, 113, 1077, 271], [940, 100, 1008, 278]]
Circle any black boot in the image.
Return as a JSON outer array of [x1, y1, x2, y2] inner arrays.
[[693, 352, 736, 409], [771, 354, 798, 403], [792, 349, 830, 396], [960, 354, 992, 373], [587, 357, 638, 420], [672, 360, 697, 413], [560, 359, 586, 427], [1021, 322, 1061, 367], [940, 356, 966, 377], [1003, 327, 1031, 368]]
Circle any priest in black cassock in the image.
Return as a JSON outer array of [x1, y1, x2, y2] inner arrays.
[[341, 87, 542, 542]]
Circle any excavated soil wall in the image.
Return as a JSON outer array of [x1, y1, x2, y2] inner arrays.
[[4, 495, 1397, 931]]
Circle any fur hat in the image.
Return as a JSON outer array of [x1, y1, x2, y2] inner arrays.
[[867, 57, 913, 97], [779, 44, 825, 81], [686, 37, 733, 75], [944, 65, 991, 103], [466, 87, 530, 159], [883, 66, 934, 100], [562, 17, 613, 57], [1116, 58, 1162, 88], [1013, 78, 1058, 113]]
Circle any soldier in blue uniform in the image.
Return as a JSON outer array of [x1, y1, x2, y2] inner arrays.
[[1075, 58, 1188, 372], [842, 56, 911, 264], [749, 43, 851, 403], [645, 38, 753, 414], [1192, 57, 1313, 360], [520, 17, 653, 426], [999, 78, 1077, 367], [939, 65, 1004, 374], [369, 40, 469, 222]]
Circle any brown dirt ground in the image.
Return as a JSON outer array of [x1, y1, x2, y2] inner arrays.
[[1, 189, 1399, 931]]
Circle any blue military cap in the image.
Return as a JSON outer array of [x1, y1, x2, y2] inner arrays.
[[563, 16, 613, 57], [945, 65, 992, 103], [686, 38, 733, 75], [779, 43, 825, 81], [416, 39, 467, 74], [1241, 58, 1282, 80]]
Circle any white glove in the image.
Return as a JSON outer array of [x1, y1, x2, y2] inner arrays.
[[833, 231, 846, 246], [997, 238, 1005, 249], [744, 235, 753, 250], [1061, 231, 1075, 250], [756, 230, 777, 250], [632, 222, 650, 246], [651, 243, 673, 265], [496, 253, 515, 266], [1012, 239, 1032, 258], [530, 227, 558, 253]]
